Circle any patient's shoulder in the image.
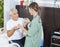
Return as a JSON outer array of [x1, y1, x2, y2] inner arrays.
[[7, 19, 12, 24], [18, 18, 24, 21], [19, 17, 24, 19]]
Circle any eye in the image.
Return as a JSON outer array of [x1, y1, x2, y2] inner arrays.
[[13, 13, 18, 15], [14, 13, 16, 15]]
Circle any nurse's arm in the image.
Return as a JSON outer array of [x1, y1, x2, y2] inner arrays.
[[22, 27, 28, 36], [18, 24, 28, 36]]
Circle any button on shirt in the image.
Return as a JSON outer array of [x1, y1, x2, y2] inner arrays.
[[6, 18, 25, 40]]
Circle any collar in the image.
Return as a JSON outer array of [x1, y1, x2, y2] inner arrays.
[[33, 12, 38, 18]]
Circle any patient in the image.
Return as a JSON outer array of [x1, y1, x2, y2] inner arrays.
[[6, 8, 29, 47]]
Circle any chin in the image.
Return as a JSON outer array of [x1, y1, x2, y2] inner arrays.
[[15, 18, 18, 20], [31, 14, 33, 16]]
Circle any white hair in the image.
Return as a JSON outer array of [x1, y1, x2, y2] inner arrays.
[[10, 8, 18, 16]]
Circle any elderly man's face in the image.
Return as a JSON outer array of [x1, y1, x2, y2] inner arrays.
[[11, 10, 19, 20]]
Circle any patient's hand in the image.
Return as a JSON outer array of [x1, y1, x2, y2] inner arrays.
[[12, 26, 18, 30], [17, 24, 28, 35], [17, 24, 23, 29]]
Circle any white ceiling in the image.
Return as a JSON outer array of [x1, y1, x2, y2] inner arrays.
[[34, 0, 60, 8]]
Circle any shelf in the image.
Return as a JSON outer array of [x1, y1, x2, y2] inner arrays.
[[51, 35, 60, 39], [51, 43, 60, 46]]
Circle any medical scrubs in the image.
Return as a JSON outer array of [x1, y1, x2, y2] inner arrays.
[[24, 14, 43, 47]]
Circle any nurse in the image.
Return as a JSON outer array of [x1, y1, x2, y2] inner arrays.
[[20, 2, 43, 47]]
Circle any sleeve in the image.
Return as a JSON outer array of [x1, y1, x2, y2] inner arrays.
[[40, 21, 44, 39], [6, 22, 12, 30], [27, 20, 39, 37]]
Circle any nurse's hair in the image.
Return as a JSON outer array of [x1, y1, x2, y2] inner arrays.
[[10, 8, 18, 16], [29, 2, 39, 12]]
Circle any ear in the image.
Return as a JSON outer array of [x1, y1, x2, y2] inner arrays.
[[30, 8, 34, 11], [31, 8, 35, 12]]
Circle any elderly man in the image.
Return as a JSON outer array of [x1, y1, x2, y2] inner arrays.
[[6, 8, 29, 47]]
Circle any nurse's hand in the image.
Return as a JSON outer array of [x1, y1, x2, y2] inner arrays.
[[24, 18, 30, 24], [24, 18, 30, 27]]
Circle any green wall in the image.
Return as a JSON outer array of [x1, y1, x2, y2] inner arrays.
[[0, 0, 4, 28]]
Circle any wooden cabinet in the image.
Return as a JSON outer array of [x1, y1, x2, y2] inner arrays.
[[41, 7, 60, 47], [51, 35, 60, 47]]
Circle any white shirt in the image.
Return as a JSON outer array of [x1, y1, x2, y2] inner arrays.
[[6, 18, 24, 40]]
